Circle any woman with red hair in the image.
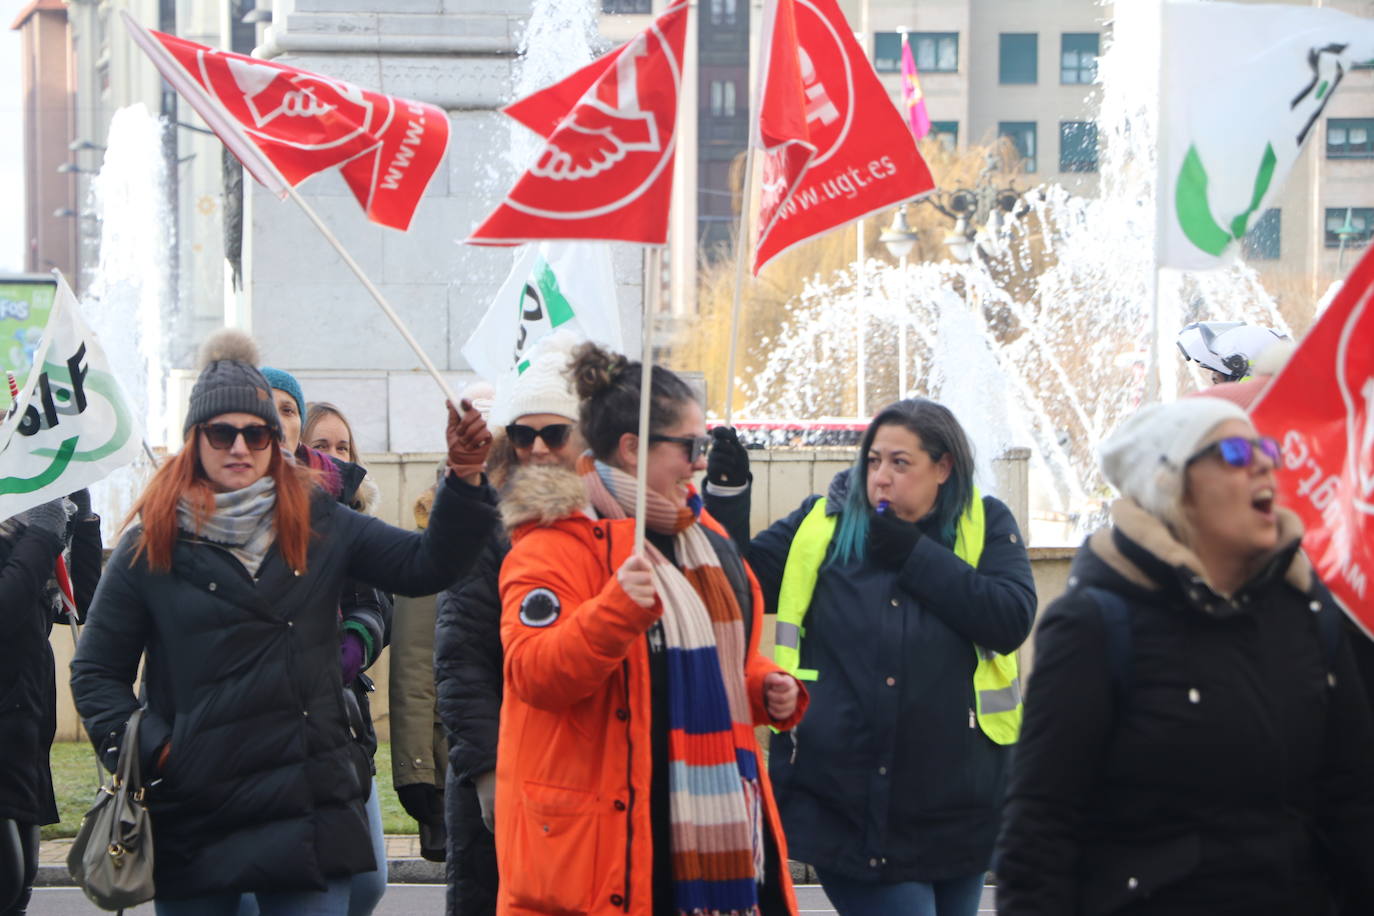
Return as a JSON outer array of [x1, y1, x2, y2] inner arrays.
[[71, 330, 498, 916]]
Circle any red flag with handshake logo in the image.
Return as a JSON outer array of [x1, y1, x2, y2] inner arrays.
[[753, 0, 935, 274], [1250, 246, 1374, 636], [466, 1, 688, 246], [122, 12, 448, 231]]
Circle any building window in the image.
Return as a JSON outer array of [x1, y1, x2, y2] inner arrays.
[[1328, 118, 1374, 159], [999, 121, 1037, 173], [1059, 121, 1098, 172], [876, 32, 957, 74], [1061, 33, 1099, 84], [709, 79, 738, 118], [708, 0, 737, 26], [1000, 33, 1037, 85], [601, 0, 652, 12], [931, 121, 958, 150], [1241, 209, 1281, 260], [1325, 208, 1374, 248]]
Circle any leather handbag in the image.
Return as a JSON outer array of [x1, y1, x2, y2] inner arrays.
[[68, 707, 156, 911]]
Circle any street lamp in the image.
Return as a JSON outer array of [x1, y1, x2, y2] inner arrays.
[[56, 162, 97, 175], [879, 206, 920, 397], [1335, 207, 1362, 272]]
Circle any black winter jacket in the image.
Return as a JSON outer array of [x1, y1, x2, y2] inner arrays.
[[0, 515, 101, 826], [434, 530, 507, 916], [735, 472, 1036, 882], [995, 500, 1374, 915], [69, 475, 497, 900]]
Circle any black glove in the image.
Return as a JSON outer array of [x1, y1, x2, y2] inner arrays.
[[68, 488, 93, 519], [706, 426, 750, 487], [18, 498, 74, 541], [396, 782, 445, 827], [868, 507, 922, 570]]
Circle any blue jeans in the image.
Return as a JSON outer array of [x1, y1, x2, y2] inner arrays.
[[814, 868, 985, 916], [233, 780, 386, 916], [348, 779, 388, 916], [155, 876, 351, 916]]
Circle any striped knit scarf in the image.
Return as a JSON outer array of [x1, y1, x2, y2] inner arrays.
[[579, 456, 764, 916]]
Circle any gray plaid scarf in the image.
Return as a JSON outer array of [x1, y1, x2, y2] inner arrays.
[[178, 477, 278, 577]]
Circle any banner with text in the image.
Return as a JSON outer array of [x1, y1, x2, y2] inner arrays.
[[0, 275, 143, 522], [1250, 245, 1374, 635]]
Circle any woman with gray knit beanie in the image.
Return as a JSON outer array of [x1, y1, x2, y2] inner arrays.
[[996, 397, 1374, 914], [70, 329, 499, 916]]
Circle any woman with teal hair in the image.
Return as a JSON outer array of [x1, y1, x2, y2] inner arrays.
[[706, 398, 1036, 916]]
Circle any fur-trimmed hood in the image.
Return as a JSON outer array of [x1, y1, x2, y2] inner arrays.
[[1075, 497, 1312, 616], [500, 464, 592, 532]]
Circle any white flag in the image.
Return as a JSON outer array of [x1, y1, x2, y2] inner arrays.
[[1159, 1, 1374, 269], [0, 275, 144, 521], [462, 242, 622, 421]]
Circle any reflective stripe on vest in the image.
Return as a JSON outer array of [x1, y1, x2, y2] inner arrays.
[[773, 490, 1023, 745]]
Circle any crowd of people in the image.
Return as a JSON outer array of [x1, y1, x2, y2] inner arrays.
[[0, 319, 1372, 916]]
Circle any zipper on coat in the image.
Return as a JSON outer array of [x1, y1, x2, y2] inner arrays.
[[790, 730, 799, 764], [620, 657, 634, 913], [968, 707, 976, 729]]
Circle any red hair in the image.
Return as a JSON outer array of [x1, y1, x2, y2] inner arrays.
[[126, 429, 317, 574]]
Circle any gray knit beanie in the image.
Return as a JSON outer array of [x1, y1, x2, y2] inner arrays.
[[183, 329, 281, 438]]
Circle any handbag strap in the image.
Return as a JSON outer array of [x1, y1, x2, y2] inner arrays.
[[112, 707, 144, 798]]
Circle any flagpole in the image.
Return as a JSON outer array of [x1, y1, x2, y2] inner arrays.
[[121, 11, 461, 409], [1146, 0, 1167, 404], [634, 249, 662, 556], [722, 145, 757, 427]]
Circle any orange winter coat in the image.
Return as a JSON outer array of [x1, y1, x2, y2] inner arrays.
[[494, 467, 807, 916]]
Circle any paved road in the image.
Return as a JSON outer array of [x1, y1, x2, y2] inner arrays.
[[31, 883, 997, 914]]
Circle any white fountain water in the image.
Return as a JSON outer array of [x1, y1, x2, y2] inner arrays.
[[741, 0, 1296, 544], [84, 103, 175, 538]]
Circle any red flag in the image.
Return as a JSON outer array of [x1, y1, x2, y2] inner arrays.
[[1250, 246, 1374, 636], [123, 13, 448, 231], [466, 2, 688, 246], [753, 0, 935, 274]]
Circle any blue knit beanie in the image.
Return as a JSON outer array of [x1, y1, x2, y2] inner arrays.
[[260, 367, 305, 419]]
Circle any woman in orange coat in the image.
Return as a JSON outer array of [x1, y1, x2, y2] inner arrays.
[[495, 343, 807, 916]]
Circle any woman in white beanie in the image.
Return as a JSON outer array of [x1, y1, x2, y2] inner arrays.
[[996, 397, 1374, 914], [433, 334, 585, 916]]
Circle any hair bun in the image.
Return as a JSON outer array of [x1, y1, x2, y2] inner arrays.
[[198, 328, 260, 369], [568, 341, 628, 402]]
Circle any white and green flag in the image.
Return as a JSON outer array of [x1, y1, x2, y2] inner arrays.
[[462, 242, 622, 422], [0, 274, 143, 521], [1160, 1, 1374, 269]]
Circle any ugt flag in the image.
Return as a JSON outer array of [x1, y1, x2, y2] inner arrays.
[[122, 11, 448, 231], [753, 0, 935, 274], [900, 33, 932, 141], [462, 243, 623, 423], [1250, 245, 1374, 636], [1159, 1, 1374, 269], [0, 275, 143, 521], [466, 1, 688, 246]]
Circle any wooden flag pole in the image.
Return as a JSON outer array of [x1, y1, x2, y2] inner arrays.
[[722, 145, 758, 428], [633, 250, 663, 556]]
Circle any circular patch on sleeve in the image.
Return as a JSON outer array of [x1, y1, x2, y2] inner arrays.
[[519, 588, 561, 628]]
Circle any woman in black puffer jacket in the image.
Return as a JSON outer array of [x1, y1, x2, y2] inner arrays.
[[0, 492, 101, 916], [996, 397, 1374, 915], [70, 331, 497, 915]]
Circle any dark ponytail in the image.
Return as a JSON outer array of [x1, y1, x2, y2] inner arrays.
[[567, 342, 697, 462]]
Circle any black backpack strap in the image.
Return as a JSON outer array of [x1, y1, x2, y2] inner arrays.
[[1082, 586, 1133, 705]]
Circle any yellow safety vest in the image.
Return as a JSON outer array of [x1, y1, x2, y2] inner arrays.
[[773, 491, 1023, 745]]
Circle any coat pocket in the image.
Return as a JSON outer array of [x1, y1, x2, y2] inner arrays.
[[1080, 832, 1201, 915], [507, 781, 602, 915]]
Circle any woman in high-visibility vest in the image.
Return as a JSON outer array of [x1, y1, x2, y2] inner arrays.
[[706, 398, 1036, 916]]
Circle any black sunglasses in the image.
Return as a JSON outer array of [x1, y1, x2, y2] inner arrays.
[[506, 423, 573, 449], [1186, 435, 1281, 469], [200, 423, 275, 451], [650, 434, 712, 463]]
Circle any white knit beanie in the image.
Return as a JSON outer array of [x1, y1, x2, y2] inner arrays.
[[1098, 397, 1250, 525], [492, 331, 581, 426]]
